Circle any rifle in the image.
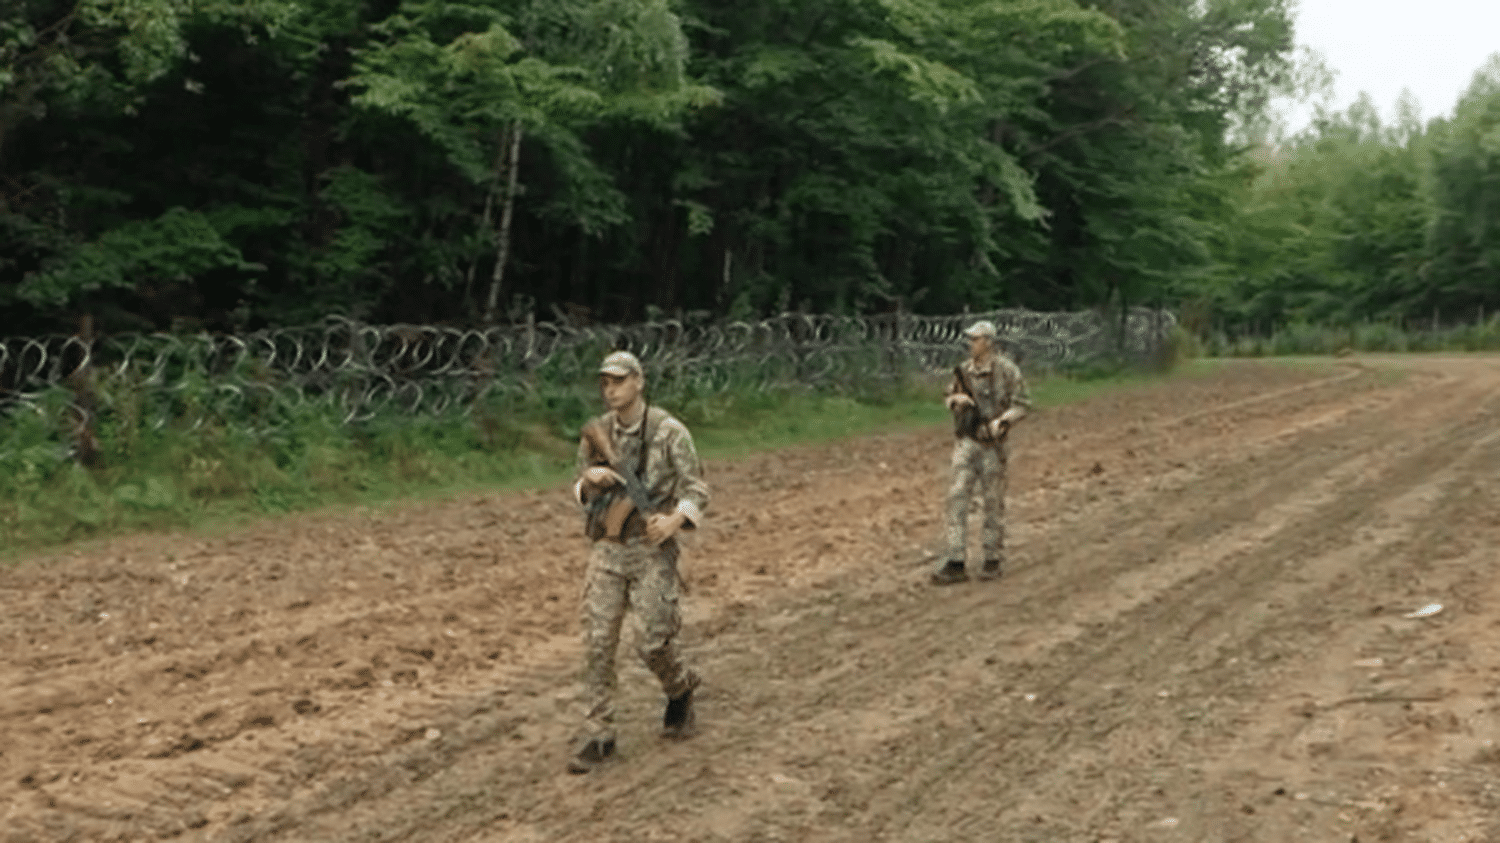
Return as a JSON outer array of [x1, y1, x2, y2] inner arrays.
[[579, 409, 658, 541], [952, 365, 1009, 444], [951, 365, 984, 440]]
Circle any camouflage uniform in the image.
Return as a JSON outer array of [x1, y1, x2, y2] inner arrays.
[[941, 347, 1030, 571], [573, 405, 709, 744]]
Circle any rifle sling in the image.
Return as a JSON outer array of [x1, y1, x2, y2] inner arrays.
[[615, 405, 659, 515], [955, 362, 1007, 441]]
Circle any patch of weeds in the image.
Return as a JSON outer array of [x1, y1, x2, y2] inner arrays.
[[1, 348, 1197, 559]]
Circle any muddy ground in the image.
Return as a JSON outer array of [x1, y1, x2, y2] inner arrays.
[[4, 355, 1500, 843]]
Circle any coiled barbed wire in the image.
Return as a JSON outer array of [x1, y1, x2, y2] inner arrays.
[[0, 308, 1175, 433]]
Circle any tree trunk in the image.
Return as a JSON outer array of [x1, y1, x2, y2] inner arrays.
[[464, 132, 510, 318], [484, 122, 524, 324], [569, 227, 590, 315], [721, 247, 733, 309], [653, 213, 683, 314]]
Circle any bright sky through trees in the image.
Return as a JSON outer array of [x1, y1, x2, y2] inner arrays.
[[1286, 0, 1500, 130]]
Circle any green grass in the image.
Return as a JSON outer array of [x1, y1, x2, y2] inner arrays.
[[685, 378, 950, 458], [0, 359, 1197, 560], [1204, 317, 1500, 357]]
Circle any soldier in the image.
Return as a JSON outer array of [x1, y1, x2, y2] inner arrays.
[[932, 320, 1031, 585], [567, 350, 708, 773]]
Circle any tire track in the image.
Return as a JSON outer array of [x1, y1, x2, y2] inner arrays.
[[487, 361, 1498, 843], [10, 359, 1486, 843], [422, 366, 1444, 841], [871, 370, 1500, 841], [239, 361, 1471, 842]]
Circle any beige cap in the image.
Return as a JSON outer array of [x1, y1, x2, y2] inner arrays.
[[963, 320, 997, 339], [598, 350, 643, 376]]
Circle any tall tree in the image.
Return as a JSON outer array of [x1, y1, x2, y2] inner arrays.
[[1425, 55, 1500, 317], [2, 0, 303, 327], [0, 0, 1313, 334], [347, 0, 715, 322]]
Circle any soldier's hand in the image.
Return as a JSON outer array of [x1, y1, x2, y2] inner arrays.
[[646, 511, 686, 546], [946, 394, 974, 411], [584, 466, 624, 488], [987, 417, 1011, 439]]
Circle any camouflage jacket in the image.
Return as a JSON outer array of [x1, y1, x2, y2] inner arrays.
[[573, 406, 709, 529], [947, 351, 1031, 425]]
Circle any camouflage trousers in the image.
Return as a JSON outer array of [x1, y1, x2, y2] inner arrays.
[[578, 538, 699, 741], [942, 437, 1010, 563]]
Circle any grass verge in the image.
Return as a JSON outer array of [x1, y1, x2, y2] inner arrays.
[[1203, 318, 1500, 357], [1, 360, 1207, 560]]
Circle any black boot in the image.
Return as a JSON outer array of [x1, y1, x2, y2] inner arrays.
[[662, 688, 696, 740], [567, 736, 616, 774], [977, 558, 1003, 580], [930, 560, 969, 585]]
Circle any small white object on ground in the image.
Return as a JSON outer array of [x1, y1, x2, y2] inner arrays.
[[1404, 603, 1443, 619]]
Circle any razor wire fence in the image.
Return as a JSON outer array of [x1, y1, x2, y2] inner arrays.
[[0, 308, 1175, 436]]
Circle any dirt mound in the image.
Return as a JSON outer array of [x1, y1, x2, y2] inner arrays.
[[4, 357, 1499, 842]]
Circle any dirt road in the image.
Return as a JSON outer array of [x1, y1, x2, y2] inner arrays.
[[4, 356, 1500, 842]]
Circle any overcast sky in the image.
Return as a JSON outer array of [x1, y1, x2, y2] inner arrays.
[[1280, 0, 1500, 132]]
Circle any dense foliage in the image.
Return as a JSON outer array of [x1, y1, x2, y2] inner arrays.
[[3, 0, 1306, 335], [1200, 57, 1500, 334], [7, 1, 1494, 338]]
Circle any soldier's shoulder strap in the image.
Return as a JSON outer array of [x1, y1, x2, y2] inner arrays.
[[633, 406, 668, 474]]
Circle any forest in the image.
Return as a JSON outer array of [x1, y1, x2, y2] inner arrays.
[[2, 0, 1498, 337]]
